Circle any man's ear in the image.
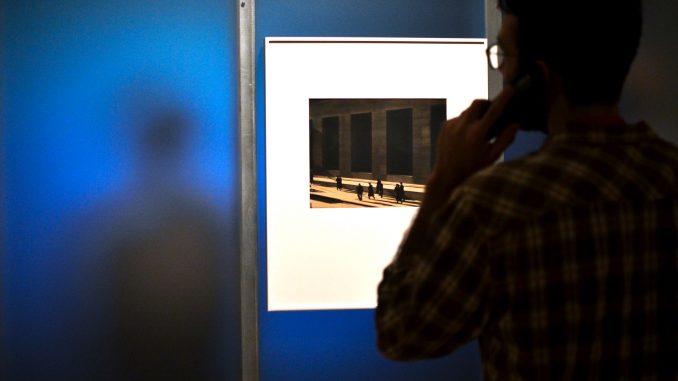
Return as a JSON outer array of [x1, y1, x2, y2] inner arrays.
[[535, 60, 562, 102], [535, 60, 551, 87]]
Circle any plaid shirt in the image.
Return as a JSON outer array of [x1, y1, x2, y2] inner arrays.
[[376, 120, 678, 380]]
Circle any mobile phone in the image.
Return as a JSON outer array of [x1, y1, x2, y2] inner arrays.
[[485, 72, 547, 140]]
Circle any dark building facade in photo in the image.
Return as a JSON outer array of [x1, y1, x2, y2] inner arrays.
[[309, 99, 446, 184]]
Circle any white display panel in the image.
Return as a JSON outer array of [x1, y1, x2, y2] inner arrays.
[[265, 37, 488, 311]]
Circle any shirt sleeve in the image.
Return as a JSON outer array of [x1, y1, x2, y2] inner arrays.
[[375, 190, 494, 360]]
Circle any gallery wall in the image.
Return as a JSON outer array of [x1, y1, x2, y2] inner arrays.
[[2, 1, 240, 379], [255, 1, 491, 380], [620, 0, 678, 144]]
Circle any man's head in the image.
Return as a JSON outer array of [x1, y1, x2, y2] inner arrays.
[[497, 0, 642, 106]]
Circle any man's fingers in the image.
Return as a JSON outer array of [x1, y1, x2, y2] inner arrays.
[[487, 123, 519, 162], [458, 89, 514, 139], [464, 99, 492, 121], [479, 86, 515, 131], [434, 117, 457, 165]]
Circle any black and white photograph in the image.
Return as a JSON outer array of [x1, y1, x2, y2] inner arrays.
[[309, 98, 446, 208]]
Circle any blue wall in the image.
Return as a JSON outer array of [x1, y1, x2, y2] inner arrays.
[[254, 1, 516, 380], [3, 1, 240, 379], [2, 0, 551, 380]]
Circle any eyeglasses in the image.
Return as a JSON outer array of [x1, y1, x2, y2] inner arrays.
[[486, 44, 515, 70]]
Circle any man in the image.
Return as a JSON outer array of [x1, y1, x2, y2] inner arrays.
[[398, 182, 406, 204], [376, 0, 678, 379]]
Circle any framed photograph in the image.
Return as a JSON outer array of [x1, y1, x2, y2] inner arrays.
[[265, 37, 488, 311]]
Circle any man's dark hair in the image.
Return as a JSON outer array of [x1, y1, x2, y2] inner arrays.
[[498, 0, 642, 105]]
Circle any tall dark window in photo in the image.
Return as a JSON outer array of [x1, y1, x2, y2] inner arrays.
[[351, 112, 372, 172], [309, 119, 315, 169], [322, 116, 339, 170], [430, 103, 446, 169], [387, 108, 413, 175]]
